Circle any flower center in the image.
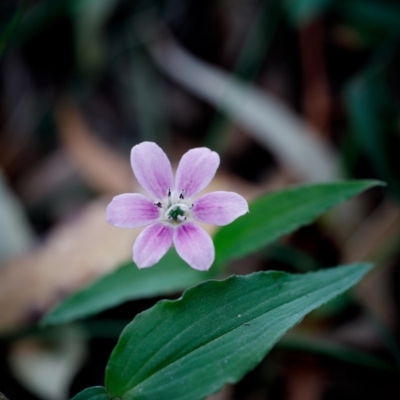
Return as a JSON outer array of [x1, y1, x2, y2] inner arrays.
[[154, 189, 193, 225], [168, 206, 185, 220]]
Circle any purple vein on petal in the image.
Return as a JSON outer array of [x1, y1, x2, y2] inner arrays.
[[192, 191, 248, 226], [106, 193, 160, 228], [173, 222, 214, 271], [131, 142, 174, 200], [133, 223, 174, 268], [175, 148, 220, 199]]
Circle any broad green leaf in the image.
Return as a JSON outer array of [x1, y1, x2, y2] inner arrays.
[[42, 250, 217, 325], [105, 263, 371, 400], [71, 386, 108, 400], [214, 180, 383, 266], [43, 180, 381, 325]]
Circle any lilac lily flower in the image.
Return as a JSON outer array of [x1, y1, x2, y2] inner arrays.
[[106, 142, 248, 271]]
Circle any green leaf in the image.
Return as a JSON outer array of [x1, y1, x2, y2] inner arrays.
[[42, 250, 217, 325], [105, 263, 371, 400], [214, 180, 383, 266], [43, 180, 382, 326], [71, 387, 109, 400]]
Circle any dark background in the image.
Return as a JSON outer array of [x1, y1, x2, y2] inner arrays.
[[1, 0, 400, 399]]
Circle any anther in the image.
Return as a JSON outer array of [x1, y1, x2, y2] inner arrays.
[[179, 189, 185, 200], [154, 202, 162, 208], [167, 188, 171, 197]]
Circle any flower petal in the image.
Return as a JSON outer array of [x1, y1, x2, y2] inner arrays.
[[192, 191, 249, 226], [173, 222, 214, 271], [175, 148, 219, 198], [133, 223, 173, 268], [131, 142, 174, 200], [106, 194, 160, 228]]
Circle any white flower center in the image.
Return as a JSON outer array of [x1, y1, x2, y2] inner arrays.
[[154, 189, 193, 225]]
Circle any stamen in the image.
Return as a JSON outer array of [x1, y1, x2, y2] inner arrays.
[[179, 189, 185, 200], [177, 215, 186, 221], [154, 202, 162, 208], [167, 188, 171, 197]]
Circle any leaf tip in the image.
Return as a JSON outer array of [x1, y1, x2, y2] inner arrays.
[[346, 262, 374, 282]]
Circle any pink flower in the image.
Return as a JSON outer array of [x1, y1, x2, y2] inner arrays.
[[106, 142, 248, 271]]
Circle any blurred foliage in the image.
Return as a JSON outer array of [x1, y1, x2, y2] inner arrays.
[[1, 0, 400, 399], [346, 66, 400, 199], [284, 0, 333, 24], [0, 0, 28, 56], [336, 0, 400, 47]]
